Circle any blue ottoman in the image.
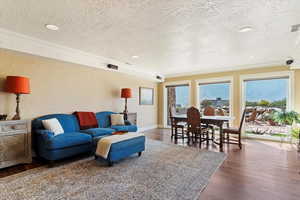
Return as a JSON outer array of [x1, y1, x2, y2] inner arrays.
[[95, 133, 145, 166]]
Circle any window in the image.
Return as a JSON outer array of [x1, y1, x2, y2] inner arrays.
[[198, 81, 231, 116], [243, 77, 290, 139]]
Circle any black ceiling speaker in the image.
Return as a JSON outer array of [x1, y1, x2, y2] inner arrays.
[[107, 64, 118, 70], [156, 75, 163, 80], [286, 57, 294, 66]]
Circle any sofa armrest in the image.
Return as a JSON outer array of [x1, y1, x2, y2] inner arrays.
[[35, 129, 54, 141], [124, 120, 132, 125]]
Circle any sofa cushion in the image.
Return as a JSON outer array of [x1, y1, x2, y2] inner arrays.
[[95, 111, 115, 128], [45, 132, 92, 150], [111, 125, 138, 132], [42, 118, 64, 135], [81, 128, 115, 137], [110, 114, 125, 126]]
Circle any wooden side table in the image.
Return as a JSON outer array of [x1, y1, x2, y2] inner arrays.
[[0, 120, 32, 169]]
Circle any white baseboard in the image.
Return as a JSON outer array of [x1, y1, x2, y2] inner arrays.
[[139, 125, 158, 132]]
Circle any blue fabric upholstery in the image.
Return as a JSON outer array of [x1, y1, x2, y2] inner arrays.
[[111, 125, 138, 132], [32, 114, 80, 132], [43, 132, 92, 150], [106, 136, 145, 162], [32, 111, 139, 162], [81, 128, 114, 137], [32, 114, 91, 161], [95, 111, 115, 128], [35, 129, 54, 141], [38, 143, 92, 161]]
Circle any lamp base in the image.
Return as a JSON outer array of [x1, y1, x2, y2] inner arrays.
[[123, 111, 128, 120], [12, 94, 21, 120], [12, 114, 20, 120]]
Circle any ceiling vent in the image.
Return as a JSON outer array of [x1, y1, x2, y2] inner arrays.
[[291, 24, 300, 32], [107, 64, 118, 70]]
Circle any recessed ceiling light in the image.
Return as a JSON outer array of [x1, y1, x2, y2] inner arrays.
[[239, 26, 253, 33], [132, 55, 139, 59], [45, 24, 59, 31]]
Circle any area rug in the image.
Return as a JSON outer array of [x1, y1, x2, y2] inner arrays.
[[0, 139, 226, 200]]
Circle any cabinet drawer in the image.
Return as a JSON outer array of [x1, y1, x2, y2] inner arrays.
[[0, 121, 27, 135], [0, 134, 26, 162]]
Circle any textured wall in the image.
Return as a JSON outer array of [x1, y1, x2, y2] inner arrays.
[[158, 66, 300, 127], [0, 48, 158, 128]]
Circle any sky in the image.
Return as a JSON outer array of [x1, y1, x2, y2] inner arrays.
[[174, 78, 288, 106], [245, 78, 288, 102]]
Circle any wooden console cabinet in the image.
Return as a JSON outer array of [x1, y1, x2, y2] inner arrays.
[[0, 120, 32, 169]]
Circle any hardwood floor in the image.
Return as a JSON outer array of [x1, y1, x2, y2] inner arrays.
[[0, 128, 299, 200], [146, 128, 300, 200]]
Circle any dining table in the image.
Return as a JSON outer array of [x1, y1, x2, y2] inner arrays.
[[173, 114, 235, 152]]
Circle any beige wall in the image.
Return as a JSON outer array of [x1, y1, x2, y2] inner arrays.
[[0, 48, 158, 128], [158, 66, 300, 127]]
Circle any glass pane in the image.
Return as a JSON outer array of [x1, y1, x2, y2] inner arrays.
[[244, 78, 289, 140], [167, 85, 189, 125], [199, 82, 230, 116]]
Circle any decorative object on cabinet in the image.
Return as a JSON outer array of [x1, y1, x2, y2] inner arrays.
[[0, 120, 32, 169], [5, 76, 31, 120], [139, 87, 154, 105], [121, 88, 132, 120], [0, 114, 8, 121]]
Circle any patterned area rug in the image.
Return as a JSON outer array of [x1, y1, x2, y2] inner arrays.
[[0, 139, 226, 200]]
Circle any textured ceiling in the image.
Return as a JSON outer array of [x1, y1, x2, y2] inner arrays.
[[0, 0, 300, 76]]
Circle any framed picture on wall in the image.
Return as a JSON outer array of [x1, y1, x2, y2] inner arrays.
[[139, 87, 154, 105]]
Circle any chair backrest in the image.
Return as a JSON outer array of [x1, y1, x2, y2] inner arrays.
[[168, 105, 176, 124], [216, 108, 225, 116], [203, 106, 215, 116], [247, 109, 257, 122], [239, 109, 247, 132], [187, 107, 201, 132]]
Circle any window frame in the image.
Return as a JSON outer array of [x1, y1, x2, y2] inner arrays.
[[195, 76, 234, 118]]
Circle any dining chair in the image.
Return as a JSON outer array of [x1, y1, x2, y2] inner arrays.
[[223, 109, 247, 149], [203, 106, 217, 139], [216, 108, 229, 128], [245, 108, 258, 123], [203, 106, 216, 116], [216, 108, 225, 116], [187, 107, 209, 148], [169, 106, 186, 141]]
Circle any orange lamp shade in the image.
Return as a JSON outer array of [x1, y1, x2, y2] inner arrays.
[[5, 76, 31, 94], [121, 88, 132, 98]]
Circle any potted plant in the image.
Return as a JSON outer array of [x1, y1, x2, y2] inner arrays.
[[272, 111, 300, 125], [291, 125, 300, 152]]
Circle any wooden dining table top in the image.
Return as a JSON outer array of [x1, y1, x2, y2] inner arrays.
[[173, 114, 235, 121]]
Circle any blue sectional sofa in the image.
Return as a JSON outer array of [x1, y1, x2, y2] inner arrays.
[[32, 111, 138, 162]]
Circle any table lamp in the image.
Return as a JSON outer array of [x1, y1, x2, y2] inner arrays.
[[121, 88, 132, 120], [5, 76, 31, 120]]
